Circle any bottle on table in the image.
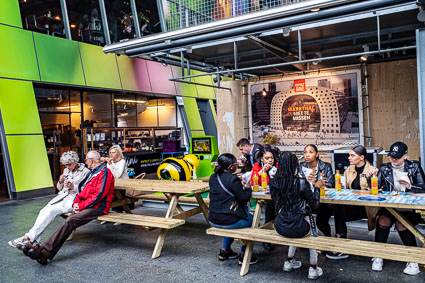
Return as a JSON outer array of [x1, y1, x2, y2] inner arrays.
[[335, 170, 341, 191], [371, 174, 378, 195], [319, 173, 325, 197], [252, 172, 259, 192], [261, 171, 268, 191]]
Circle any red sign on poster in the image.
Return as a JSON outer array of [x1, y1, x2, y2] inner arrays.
[[294, 79, 306, 92]]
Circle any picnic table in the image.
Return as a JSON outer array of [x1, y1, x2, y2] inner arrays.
[[99, 178, 210, 258], [208, 189, 425, 276]]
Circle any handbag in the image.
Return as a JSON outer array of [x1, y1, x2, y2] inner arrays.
[[217, 174, 250, 212]]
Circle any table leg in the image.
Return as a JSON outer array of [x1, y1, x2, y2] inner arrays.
[[152, 195, 180, 258], [240, 199, 264, 276], [114, 190, 132, 214], [194, 193, 209, 224], [386, 208, 425, 244]]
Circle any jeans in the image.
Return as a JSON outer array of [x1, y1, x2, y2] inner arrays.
[[210, 211, 253, 253]]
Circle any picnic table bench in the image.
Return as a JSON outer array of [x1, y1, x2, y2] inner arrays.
[[207, 189, 425, 276]]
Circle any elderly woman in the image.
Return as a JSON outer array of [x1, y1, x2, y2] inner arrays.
[[8, 151, 89, 249]]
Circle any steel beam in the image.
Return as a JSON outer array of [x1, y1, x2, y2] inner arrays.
[[130, 0, 141, 38], [417, 29, 425, 168], [60, 0, 71, 40], [99, 0, 111, 45]]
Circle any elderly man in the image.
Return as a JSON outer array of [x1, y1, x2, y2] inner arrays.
[[236, 138, 263, 171], [372, 142, 425, 275], [26, 151, 115, 265], [8, 151, 89, 249]]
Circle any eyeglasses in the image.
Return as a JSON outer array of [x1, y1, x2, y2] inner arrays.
[[85, 158, 93, 162], [64, 163, 73, 167]]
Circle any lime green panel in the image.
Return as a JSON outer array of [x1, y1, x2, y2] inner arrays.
[[182, 97, 203, 131], [209, 99, 217, 124], [191, 130, 205, 136], [0, 78, 42, 134], [79, 43, 121, 89], [171, 66, 198, 97], [0, 25, 39, 81], [193, 70, 216, 99], [7, 135, 53, 192], [0, 1, 22, 28], [34, 33, 85, 85]]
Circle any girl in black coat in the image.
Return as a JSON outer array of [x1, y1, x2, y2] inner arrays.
[[209, 153, 258, 265], [270, 152, 322, 280]]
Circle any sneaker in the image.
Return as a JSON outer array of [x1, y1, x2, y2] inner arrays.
[[218, 249, 238, 261], [283, 258, 302, 272], [308, 267, 323, 280], [372, 258, 383, 271], [113, 222, 123, 226], [238, 253, 259, 265], [403, 262, 420, 275], [8, 236, 27, 249], [326, 252, 349, 260]]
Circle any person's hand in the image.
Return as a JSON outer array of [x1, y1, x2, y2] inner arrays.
[[100, 157, 109, 163], [399, 179, 411, 188], [366, 168, 379, 178], [263, 164, 272, 172], [236, 173, 243, 180], [73, 203, 80, 213], [59, 174, 65, 184], [65, 181, 74, 190], [306, 173, 315, 183], [241, 181, 251, 188], [314, 178, 327, 188]]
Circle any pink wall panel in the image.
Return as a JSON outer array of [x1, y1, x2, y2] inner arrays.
[[133, 59, 152, 92], [145, 60, 177, 95]]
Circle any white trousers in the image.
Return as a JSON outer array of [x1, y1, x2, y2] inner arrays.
[[25, 195, 74, 243], [287, 216, 318, 265]]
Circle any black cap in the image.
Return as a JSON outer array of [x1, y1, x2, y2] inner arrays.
[[387, 142, 408, 159]]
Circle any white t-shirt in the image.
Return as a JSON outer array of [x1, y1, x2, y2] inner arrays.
[[107, 159, 129, 179]]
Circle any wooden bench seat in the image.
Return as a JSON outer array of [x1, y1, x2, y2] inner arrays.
[[97, 212, 185, 229], [207, 227, 425, 264]]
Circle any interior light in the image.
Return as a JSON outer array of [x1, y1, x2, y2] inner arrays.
[[70, 24, 76, 28], [147, 105, 166, 109], [56, 105, 79, 110], [262, 88, 267, 97], [54, 16, 61, 20], [360, 45, 369, 62], [114, 99, 146, 104]]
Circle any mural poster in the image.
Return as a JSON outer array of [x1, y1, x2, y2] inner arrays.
[[249, 70, 362, 151]]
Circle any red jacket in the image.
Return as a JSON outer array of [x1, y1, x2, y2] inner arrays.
[[73, 163, 115, 214], [250, 162, 278, 185]]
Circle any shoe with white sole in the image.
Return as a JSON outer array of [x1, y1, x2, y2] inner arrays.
[[372, 257, 383, 271], [8, 236, 27, 249], [403, 262, 420, 275], [308, 267, 323, 280], [283, 259, 302, 272]]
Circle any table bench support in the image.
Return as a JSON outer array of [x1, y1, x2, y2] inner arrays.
[[386, 208, 425, 244]]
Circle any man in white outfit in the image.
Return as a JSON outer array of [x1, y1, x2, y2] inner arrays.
[[8, 151, 90, 249]]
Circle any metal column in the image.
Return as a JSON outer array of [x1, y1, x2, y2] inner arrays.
[[417, 28, 425, 168]]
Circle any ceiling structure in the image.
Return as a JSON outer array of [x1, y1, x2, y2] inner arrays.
[[103, 0, 424, 81]]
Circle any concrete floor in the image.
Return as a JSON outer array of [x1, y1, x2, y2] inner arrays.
[[1, 196, 424, 283]]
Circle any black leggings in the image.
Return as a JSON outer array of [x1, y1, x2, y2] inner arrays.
[[316, 204, 333, 237], [334, 205, 367, 238]]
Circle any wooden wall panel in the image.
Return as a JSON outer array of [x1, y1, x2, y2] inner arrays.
[[367, 59, 419, 159]]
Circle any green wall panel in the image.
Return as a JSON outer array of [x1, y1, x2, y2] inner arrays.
[[0, 25, 39, 81], [0, 1, 22, 28], [34, 33, 85, 85], [0, 78, 42, 134], [79, 43, 121, 89], [183, 97, 204, 131], [7, 135, 52, 192], [171, 66, 198, 97], [191, 130, 205, 136], [193, 70, 216, 99]]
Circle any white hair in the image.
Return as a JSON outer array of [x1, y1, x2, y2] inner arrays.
[[86, 151, 101, 162], [60, 151, 79, 165]]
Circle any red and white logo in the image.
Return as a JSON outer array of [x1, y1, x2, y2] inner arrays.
[[294, 79, 306, 92]]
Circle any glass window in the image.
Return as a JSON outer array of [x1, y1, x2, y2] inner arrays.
[[158, 98, 176, 126], [135, 0, 162, 35], [19, 0, 65, 38], [66, 0, 105, 45], [83, 91, 113, 127], [104, 0, 136, 43], [138, 98, 158, 127], [113, 93, 138, 127]]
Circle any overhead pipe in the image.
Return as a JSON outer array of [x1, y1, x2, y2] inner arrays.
[[123, 0, 408, 56]]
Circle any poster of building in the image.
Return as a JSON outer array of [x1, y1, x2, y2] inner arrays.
[[248, 70, 363, 151]]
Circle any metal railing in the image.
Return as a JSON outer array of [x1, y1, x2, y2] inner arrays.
[[165, 0, 309, 31]]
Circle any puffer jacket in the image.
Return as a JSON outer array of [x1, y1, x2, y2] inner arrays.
[[299, 158, 335, 188], [377, 159, 425, 193]]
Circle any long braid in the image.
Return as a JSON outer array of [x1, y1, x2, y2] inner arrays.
[[269, 152, 300, 212]]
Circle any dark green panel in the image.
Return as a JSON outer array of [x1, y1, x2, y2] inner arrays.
[[0, 25, 39, 81], [0, 1, 22, 28], [0, 78, 42, 134], [79, 43, 122, 90], [34, 33, 85, 85], [7, 135, 53, 192]]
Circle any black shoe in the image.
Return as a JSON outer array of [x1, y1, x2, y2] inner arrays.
[[262, 242, 273, 251], [218, 249, 238, 261], [238, 253, 259, 265], [28, 246, 49, 265], [22, 243, 32, 257], [326, 252, 349, 260]]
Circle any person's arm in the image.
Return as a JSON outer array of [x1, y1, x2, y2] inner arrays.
[[323, 161, 335, 188], [108, 159, 126, 179], [228, 175, 252, 204], [301, 179, 320, 210], [56, 168, 69, 191], [77, 168, 114, 210], [410, 161, 425, 193]]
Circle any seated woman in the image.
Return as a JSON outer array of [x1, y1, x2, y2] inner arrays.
[[299, 144, 335, 237], [8, 151, 89, 249], [372, 141, 424, 275], [250, 144, 279, 251], [327, 145, 378, 260], [270, 152, 322, 280], [209, 153, 258, 265]]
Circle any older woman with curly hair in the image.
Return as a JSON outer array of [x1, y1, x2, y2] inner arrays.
[[8, 151, 90, 250]]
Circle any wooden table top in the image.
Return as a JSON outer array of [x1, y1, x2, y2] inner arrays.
[[251, 189, 425, 210], [115, 178, 209, 194]]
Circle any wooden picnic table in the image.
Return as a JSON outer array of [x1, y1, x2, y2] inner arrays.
[[238, 189, 425, 276], [100, 178, 210, 258]]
